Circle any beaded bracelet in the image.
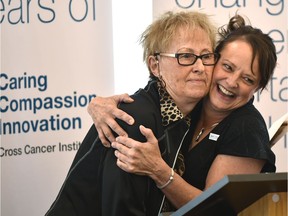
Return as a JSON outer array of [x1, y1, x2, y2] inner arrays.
[[157, 168, 174, 189]]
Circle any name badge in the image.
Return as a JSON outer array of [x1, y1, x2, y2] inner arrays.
[[209, 133, 220, 141]]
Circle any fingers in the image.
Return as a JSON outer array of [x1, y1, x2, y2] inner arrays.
[[115, 155, 130, 172], [111, 109, 135, 127], [112, 137, 132, 149], [95, 125, 112, 147], [117, 93, 134, 103], [112, 142, 138, 174], [139, 125, 158, 144], [112, 137, 159, 176], [87, 95, 135, 148], [93, 110, 117, 145], [112, 141, 131, 172], [110, 94, 135, 125]]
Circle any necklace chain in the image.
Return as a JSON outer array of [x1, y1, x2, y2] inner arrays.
[[195, 122, 219, 142]]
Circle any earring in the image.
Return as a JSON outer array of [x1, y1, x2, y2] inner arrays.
[[158, 73, 166, 88]]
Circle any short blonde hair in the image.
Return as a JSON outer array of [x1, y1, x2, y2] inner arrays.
[[140, 11, 217, 72]]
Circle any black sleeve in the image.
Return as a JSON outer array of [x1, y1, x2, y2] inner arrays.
[[217, 111, 276, 172]]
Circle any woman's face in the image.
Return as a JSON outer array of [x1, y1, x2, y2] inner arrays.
[[209, 40, 260, 112], [151, 27, 214, 113]]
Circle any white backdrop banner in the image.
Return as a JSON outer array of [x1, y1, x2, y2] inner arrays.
[[1, 1, 113, 215], [153, 0, 287, 171]]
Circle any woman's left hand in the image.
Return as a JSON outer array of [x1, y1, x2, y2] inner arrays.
[[111, 125, 163, 177]]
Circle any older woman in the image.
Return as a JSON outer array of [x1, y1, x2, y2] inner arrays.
[[46, 11, 219, 216], [87, 14, 276, 212]]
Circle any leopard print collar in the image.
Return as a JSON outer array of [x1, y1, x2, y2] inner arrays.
[[157, 82, 191, 127]]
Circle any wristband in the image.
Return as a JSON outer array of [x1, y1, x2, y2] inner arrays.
[[157, 168, 174, 189]]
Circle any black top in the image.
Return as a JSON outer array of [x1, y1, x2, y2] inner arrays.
[[182, 98, 276, 190], [45, 80, 191, 216]]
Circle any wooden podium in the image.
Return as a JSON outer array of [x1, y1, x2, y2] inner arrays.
[[170, 172, 287, 216]]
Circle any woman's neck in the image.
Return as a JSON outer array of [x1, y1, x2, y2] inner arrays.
[[178, 101, 199, 117], [201, 97, 231, 126], [190, 98, 231, 149]]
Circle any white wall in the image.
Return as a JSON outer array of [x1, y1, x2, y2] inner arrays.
[[112, 0, 153, 94]]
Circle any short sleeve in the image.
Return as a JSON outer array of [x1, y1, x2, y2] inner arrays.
[[215, 107, 276, 172]]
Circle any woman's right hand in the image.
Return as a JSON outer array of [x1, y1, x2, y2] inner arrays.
[[87, 93, 135, 146], [111, 125, 167, 180]]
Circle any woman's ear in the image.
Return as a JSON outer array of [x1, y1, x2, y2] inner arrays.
[[148, 56, 160, 77]]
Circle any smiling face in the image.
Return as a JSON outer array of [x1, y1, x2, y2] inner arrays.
[[149, 27, 214, 115], [208, 40, 260, 112]]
